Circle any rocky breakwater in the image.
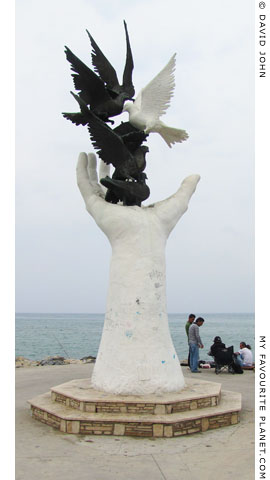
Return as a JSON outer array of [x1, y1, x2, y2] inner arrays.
[[15, 355, 96, 368]]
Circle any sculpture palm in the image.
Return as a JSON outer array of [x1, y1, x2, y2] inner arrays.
[[77, 152, 200, 395]]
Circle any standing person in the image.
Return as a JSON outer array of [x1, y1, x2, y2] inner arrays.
[[235, 341, 253, 366], [188, 317, 205, 373], [185, 314, 196, 367]]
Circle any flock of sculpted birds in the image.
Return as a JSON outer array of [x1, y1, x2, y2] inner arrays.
[[63, 21, 189, 207]]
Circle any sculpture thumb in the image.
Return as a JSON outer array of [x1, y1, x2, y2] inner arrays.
[[155, 174, 200, 236], [176, 174, 201, 204]]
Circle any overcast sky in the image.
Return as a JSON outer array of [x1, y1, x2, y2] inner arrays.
[[15, 0, 254, 314]]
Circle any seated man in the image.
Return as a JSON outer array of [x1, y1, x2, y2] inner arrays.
[[235, 341, 253, 366], [208, 336, 235, 373], [208, 336, 226, 357]]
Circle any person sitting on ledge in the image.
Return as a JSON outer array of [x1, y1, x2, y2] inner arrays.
[[235, 341, 253, 367]]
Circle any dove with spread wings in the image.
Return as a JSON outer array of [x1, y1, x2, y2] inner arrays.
[[63, 21, 134, 124], [81, 97, 149, 183], [123, 54, 189, 148], [87, 20, 135, 100], [83, 102, 150, 206], [65, 91, 149, 206], [64, 92, 148, 155]]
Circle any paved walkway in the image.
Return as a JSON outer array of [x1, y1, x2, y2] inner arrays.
[[16, 364, 255, 480]]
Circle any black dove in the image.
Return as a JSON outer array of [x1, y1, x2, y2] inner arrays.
[[63, 21, 134, 124], [85, 107, 149, 183], [87, 20, 135, 100], [100, 175, 150, 207], [113, 122, 148, 152], [63, 46, 131, 124], [63, 94, 148, 156]]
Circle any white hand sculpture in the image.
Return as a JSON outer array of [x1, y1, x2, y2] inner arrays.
[[77, 152, 200, 395]]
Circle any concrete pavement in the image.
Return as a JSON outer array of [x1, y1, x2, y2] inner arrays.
[[16, 364, 255, 480]]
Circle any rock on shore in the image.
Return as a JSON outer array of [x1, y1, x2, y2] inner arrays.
[[15, 355, 96, 368]]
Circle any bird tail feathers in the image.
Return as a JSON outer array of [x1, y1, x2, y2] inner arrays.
[[157, 124, 189, 148]]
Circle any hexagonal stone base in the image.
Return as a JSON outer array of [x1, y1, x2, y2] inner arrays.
[[29, 378, 241, 438], [50, 377, 222, 414]]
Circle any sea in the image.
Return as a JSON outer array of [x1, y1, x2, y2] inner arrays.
[[15, 313, 255, 362]]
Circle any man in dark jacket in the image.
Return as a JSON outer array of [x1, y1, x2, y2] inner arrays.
[[209, 336, 226, 357], [209, 337, 238, 373]]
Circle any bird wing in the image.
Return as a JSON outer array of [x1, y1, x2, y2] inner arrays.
[[134, 53, 176, 122], [62, 91, 91, 125], [122, 20, 135, 98], [64, 46, 111, 107], [87, 111, 132, 169], [70, 91, 90, 113], [86, 30, 120, 93], [62, 112, 88, 126]]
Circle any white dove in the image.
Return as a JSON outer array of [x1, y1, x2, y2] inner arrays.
[[123, 53, 188, 148]]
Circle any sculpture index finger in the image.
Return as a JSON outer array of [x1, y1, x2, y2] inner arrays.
[[76, 152, 96, 203], [87, 153, 99, 184], [77, 152, 111, 223]]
